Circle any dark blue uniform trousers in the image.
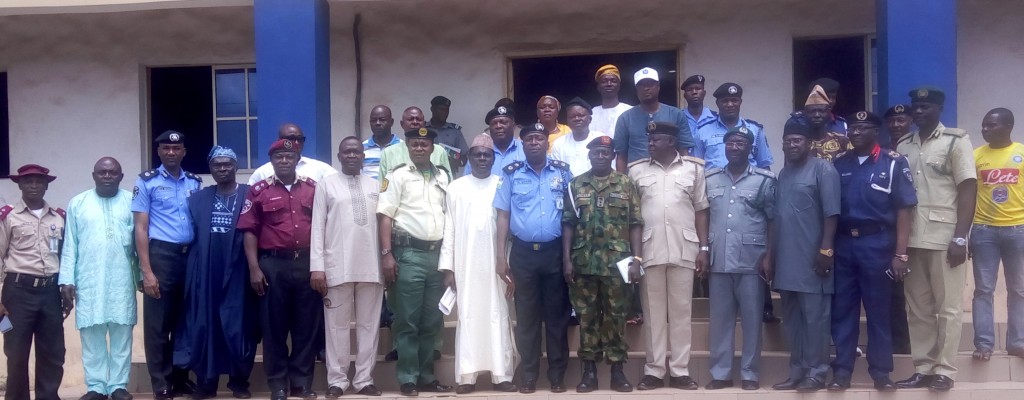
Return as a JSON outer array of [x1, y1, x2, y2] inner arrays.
[[831, 233, 894, 380]]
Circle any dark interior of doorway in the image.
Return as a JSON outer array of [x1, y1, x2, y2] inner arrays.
[[792, 36, 866, 119], [150, 66, 214, 173], [1, 73, 9, 178], [510, 50, 678, 126]]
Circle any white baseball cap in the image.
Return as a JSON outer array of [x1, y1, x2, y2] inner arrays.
[[634, 67, 660, 84]]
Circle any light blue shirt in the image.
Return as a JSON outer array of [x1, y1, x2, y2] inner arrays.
[[492, 158, 571, 242], [613, 103, 694, 163], [465, 139, 526, 177], [693, 116, 774, 170], [131, 164, 201, 244], [362, 134, 402, 180], [685, 106, 718, 140]]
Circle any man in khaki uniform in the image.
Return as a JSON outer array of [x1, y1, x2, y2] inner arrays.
[[629, 122, 708, 391], [894, 87, 976, 392]]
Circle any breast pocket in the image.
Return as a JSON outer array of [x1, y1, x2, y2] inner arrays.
[[153, 187, 175, 204], [707, 188, 725, 200], [262, 199, 289, 224], [788, 184, 815, 212], [608, 196, 629, 218], [511, 182, 534, 210], [11, 224, 37, 250], [925, 154, 951, 176]]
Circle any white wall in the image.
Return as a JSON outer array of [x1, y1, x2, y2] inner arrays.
[[957, 0, 1024, 140]]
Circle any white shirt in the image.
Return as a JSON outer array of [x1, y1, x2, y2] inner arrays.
[[247, 156, 337, 185], [550, 130, 609, 177], [589, 103, 633, 136]]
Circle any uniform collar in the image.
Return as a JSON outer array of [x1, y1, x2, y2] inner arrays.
[[157, 164, 189, 181], [428, 121, 455, 130], [270, 174, 309, 186], [689, 106, 716, 122], [649, 152, 684, 168], [715, 115, 747, 130], [495, 138, 520, 154], [910, 122, 946, 143], [14, 199, 55, 216]]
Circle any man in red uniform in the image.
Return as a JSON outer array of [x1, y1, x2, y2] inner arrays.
[[238, 139, 321, 400]]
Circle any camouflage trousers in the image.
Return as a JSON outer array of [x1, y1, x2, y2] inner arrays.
[[569, 274, 630, 362]]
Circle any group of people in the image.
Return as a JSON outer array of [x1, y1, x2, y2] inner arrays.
[[1, 63, 1022, 400]]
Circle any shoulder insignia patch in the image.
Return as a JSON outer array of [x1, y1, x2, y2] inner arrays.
[[380, 177, 390, 192], [503, 161, 523, 174], [627, 158, 649, 169], [240, 199, 253, 215], [54, 208, 66, 219], [696, 119, 717, 130], [888, 150, 902, 158], [389, 163, 407, 173], [251, 181, 270, 194], [132, 185, 140, 200], [681, 155, 705, 165], [139, 169, 159, 181], [942, 128, 967, 138], [550, 160, 570, 170], [754, 168, 776, 179], [0, 205, 12, 220], [744, 118, 764, 129]]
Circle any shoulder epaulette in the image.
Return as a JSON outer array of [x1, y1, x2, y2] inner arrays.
[[299, 176, 317, 186], [250, 180, 270, 194], [887, 149, 902, 158], [550, 160, 570, 170], [942, 128, 967, 138], [437, 165, 452, 181], [710, 109, 719, 117], [139, 169, 159, 181], [681, 156, 705, 165], [184, 171, 202, 183], [503, 161, 523, 174], [753, 168, 776, 179], [790, 110, 805, 118], [0, 205, 12, 220], [696, 119, 717, 130], [627, 158, 649, 169], [706, 167, 724, 177], [452, 123, 462, 130], [896, 132, 914, 145], [388, 163, 407, 173], [744, 118, 764, 129], [54, 208, 66, 219]]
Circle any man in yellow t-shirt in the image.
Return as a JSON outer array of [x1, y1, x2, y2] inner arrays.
[[971, 107, 1024, 361]]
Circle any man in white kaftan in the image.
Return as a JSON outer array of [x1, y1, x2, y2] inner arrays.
[[59, 157, 140, 400], [438, 135, 518, 395]]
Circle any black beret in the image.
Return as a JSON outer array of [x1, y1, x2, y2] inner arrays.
[[520, 122, 547, 137], [430, 96, 451, 107], [404, 127, 438, 140], [586, 135, 614, 150], [847, 111, 883, 127], [681, 74, 706, 90], [884, 104, 909, 119], [723, 126, 754, 143], [909, 87, 945, 106], [485, 106, 515, 124], [783, 117, 812, 137], [647, 121, 678, 136], [713, 83, 743, 99], [565, 96, 592, 112], [155, 130, 185, 145], [809, 77, 840, 94]]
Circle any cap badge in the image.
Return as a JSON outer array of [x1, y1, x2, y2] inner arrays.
[[169, 133, 181, 142], [739, 127, 749, 134], [697, 75, 704, 82], [648, 121, 657, 132], [856, 111, 868, 121], [534, 123, 545, 131], [728, 86, 738, 94], [642, 68, 649, 74], [917, 89, 928, 98], [894, 104, 905, 113], [497, 106, 507, 114], [283, 140, 294, 149], [418, 127, 428, 136]]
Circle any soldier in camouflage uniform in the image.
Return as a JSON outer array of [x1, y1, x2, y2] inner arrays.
[[561, 135, 644, 393]]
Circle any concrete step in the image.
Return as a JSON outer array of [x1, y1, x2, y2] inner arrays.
[[127, 351, 1024, 393]]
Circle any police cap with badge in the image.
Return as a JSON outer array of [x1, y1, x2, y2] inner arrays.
[[485, 105, 515, 124], [713, 83, 743, 99], [647, 121, 678, 137], [520, 122, 547, 138], [405, 127, 438, 141], [909, 86, 945, 106], [724, 126, 754, 143], [155, 130, 186, 145], [681, 74, 706, 90], [884, 104, 909, 119], [586, 135, 614, 151], [847, 110, 883, 127]]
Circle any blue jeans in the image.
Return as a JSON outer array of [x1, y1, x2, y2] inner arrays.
[[969, 224, 1024, 352]]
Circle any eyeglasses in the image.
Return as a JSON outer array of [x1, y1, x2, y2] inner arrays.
[[282, 135, 307, 143]]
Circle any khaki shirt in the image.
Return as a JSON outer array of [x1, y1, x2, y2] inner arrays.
[[1, 200, 65, 299], [377, 164, 449, 241], [629, 155, 709, 269], [897, 123, 976, 250]]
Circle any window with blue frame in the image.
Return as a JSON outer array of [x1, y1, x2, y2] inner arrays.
[[214, 67, 258, 170]]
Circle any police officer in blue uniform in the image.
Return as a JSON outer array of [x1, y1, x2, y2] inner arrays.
[[693, 83, 773, 170], [494, 122, 574, 394], [829, 112, 917, 392], [132, 130, 202, 400]]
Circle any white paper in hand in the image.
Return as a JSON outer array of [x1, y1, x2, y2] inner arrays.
[[616, 257, 643, 283], [438, 287, 457, 315]]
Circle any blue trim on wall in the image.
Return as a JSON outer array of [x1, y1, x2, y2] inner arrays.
[[253, 0, 332, 165], [877, 0, 957, 126]]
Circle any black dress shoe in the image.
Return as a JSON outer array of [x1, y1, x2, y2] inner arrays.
[[190, 391, 215, 400], [519, 380, 536, 394], [154, 389, 174, 400], [231, 390, 251, 399], [772, 378, 801, 390], [741, 380, 760, 390], [417, 380, 452, 392], [317, 349, 326, 363], [270, 390, 287, 400], [399, 383, 418, 397], [455, 384, 475, 394], [874, 377, 897, 392], [928, 375, 954, 392], [550, 381, 567, 393], [797, 377, 826, 392], [763, 310, 780, 323], [325, 386, 343, 399], [356, 385, 381, 396], [290, 387, 317, 399], [80, 391, 108, 400], [670, 376, 698, 390], [828, 376, 851, 392], [637, 375, 664, 390], [896, 373, 933, 388], [705, 380, 734, 390], [173, 380, 198, 397], [110, 389, 133, 400], [493, 381, 517, 392], [384, 349, 398, 362]]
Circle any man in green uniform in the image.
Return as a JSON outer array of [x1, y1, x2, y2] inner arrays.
[[562, 135, 644, 393], [376, 127, 453, 396]]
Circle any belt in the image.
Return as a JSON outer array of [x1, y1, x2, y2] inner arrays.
[[392, 234, 442, 252], [838, 224, 887, 237], [150, 239, 190, 254], [513, 237, 560, 251], [4, 273, 58, 288], [259, 248, 311, 260]]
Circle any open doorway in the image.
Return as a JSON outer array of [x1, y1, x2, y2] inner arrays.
[[792, 36, 867, 117]]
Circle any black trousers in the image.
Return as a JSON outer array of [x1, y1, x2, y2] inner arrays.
[[144, 240, 191, 392], [509, 238, 570, 384], [2, 281, 65, 400], [258, 254, 323, 392], [891, 280, 912, 354]]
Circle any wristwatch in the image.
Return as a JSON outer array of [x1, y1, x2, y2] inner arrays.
[[893, 254, 909, 262], [952, 237, 967, 246], [699, 245, 710, 252], [380, 248, 392, 256], [632, 256, 644, 263], [819, 248, 834, 257]]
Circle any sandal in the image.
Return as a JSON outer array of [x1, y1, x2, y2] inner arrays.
[[972, 348, 992, 361], [626, 315, 644, 326]]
